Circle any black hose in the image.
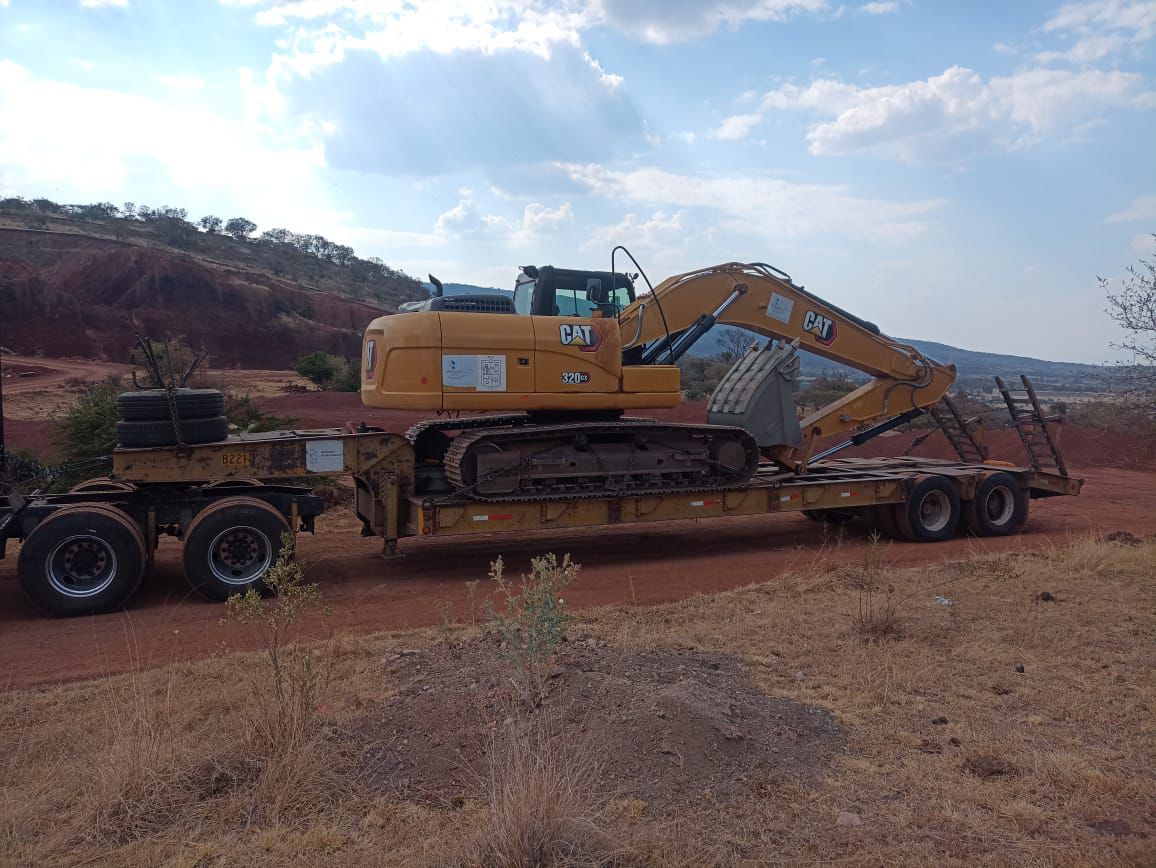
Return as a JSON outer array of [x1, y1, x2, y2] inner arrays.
[[612, 245, 674, 364]]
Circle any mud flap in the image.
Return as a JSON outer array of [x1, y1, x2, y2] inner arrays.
[[707, 339, 803, 449]]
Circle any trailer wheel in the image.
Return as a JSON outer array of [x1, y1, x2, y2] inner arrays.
[[116, 389, 226, 421], [964, 472, 1028, 537], [182, 497, 290, 602], [802, 509, 854, 524], [872, 504, 903, 540], [894, 475, 960, 542], [116, 416, 229, 448], [17, 504, 147, 616]]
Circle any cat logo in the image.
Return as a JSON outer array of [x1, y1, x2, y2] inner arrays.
[[802, 310, 837, 346], [559, 323, 601, 352]]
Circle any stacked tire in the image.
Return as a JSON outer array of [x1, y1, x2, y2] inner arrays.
[[115, 388, 229, 448]]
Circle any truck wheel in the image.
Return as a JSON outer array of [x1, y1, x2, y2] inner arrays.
[[182, 497, 290, 602], [116, 389, 225, 421], [17, 504, 147, 616], [116, 416, 229, 448], [894, 475, 960, 542], [964, 472, 1028, 537]]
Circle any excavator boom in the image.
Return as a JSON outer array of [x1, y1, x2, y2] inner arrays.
[[617, 262, 956, 462]]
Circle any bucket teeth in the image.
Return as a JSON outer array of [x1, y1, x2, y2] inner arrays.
[[707, 339, 803, 450]]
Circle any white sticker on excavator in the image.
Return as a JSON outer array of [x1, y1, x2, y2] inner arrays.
[[766, 292, 794, 324], [442, 354, 506, 391], [477, 355, 506, 391], [442, 355, 477, 388]]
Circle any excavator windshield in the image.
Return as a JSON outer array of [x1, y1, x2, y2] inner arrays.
[[514, 266, 635, 317]]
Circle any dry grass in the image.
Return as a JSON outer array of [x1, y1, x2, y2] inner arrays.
[[0, 536, 1153, 866], [455, 716, 627, 868]]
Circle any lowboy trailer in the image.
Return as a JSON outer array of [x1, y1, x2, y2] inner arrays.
[[1, 393, 1081, 617]]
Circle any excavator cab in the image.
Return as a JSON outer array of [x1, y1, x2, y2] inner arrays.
[[514, 266, 635, 319], [362, 265, 680, 413]]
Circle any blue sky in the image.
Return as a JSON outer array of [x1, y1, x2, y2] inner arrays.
[[1, 0, 1153, 362]]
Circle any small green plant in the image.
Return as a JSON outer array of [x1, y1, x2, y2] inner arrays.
[[487, 554, 579, 700], [225, 533, 333, 820]]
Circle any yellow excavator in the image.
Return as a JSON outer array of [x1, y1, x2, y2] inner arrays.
[[361, 259, 956, 500]]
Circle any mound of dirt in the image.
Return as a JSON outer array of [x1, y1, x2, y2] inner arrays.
[[358, 638, 841, 811]]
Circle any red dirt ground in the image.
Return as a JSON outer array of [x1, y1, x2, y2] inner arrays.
[[4, 383, 1155, 690]]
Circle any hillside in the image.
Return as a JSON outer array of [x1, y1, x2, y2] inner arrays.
[[0, 199, 422, 368]]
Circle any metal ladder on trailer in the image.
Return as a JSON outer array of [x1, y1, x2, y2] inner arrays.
[[995, 375, 1068, 476], [928, 395, 988, 463]]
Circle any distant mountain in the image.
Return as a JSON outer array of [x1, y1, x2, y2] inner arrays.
[[441, 282, 1104, 390]]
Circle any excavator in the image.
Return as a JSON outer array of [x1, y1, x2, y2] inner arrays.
[[361, 259, 956, 501]]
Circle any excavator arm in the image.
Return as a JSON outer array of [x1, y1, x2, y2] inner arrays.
[[616, 262, 956, 463]]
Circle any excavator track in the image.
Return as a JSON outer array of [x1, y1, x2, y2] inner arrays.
[[441, 419, 760, 502]]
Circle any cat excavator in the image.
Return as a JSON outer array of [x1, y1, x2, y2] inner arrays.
[[362, 259, 957, 501]]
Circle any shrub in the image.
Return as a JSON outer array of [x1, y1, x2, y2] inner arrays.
[[225, 533, 337, 821], [487, 554, 579, 702], [294, 351, 360, 392]]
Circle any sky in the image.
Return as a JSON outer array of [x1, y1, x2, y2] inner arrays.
[[1, 0, 1154, 363]]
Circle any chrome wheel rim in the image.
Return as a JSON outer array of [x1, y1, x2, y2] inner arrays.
[[208, 525, 273, 586], [917, 490, 952, 533], [983, 486, 1015, 526], [46, 534, 118, 598]]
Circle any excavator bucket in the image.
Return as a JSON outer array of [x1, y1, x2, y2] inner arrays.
[[707, 339, 803, 449]]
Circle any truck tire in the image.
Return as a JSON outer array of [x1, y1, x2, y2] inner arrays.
[[182, 496, 290, 601], [894, 475, 960, 542], [964, 472, 1028, 537], [116, 416, 229, 448], [69, 477, 136, 494], [116, 389, 226, 421], [872, 503, 903, 540], [17, 504, 147, 616]]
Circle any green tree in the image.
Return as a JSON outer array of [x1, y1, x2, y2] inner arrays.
[[198, 214, 223, 234], [225, 217, 257, 240], [1102, 235, 1156, 419]]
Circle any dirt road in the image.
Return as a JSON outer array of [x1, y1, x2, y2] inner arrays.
[[2, 465, 1153, 689]]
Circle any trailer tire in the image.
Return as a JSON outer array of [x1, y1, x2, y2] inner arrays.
[[182, 496, 290, 602], [964, 472, 1028, 537], [873, 504, 903, 540], [116, 416, 229, 448], [894, 475, 960, 542], [116, 389, 225, 421], [17, 504, 147, 616], [69, 477, 136, 494]]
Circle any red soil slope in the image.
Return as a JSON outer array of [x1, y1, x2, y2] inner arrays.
[[1, 230, 389, 367]]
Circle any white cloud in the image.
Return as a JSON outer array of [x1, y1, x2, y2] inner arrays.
[[714, 65, 1156, 162], [158, 74, 205, 92], [1106, 194, 1156, 222], [559, 163, 944, 242], [80, 0, 128, 7], [859, 1, 899, 13], [581, 209, 688, 262], [433, 197, 511, 240], [0, 61, 324, 222], [1035, 33, 1128, 62], [521, 201, 574, 235], [593, 0, 828, 43], [1043, 0, 1156, 41], [1131, 231, 1156, 252]]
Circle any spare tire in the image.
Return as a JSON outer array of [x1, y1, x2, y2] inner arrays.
[[116, 416, 230, 448], [116, 389, 225, 422]]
